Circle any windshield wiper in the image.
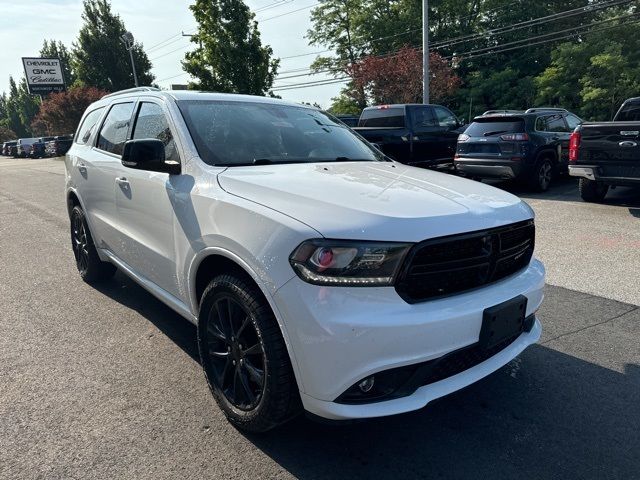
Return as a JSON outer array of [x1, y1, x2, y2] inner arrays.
[[483, 130, 509, 136]]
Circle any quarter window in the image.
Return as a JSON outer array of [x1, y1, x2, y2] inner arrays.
[[132, 103, 180, 162], [433, 106, 458, 127], [97, 103, 135, 155], [75, 107, 104, 145], [565, 114, 582, 130]]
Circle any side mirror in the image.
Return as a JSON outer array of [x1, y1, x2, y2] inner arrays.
[[458, 118, 466, 127], [121, 139, 180, 175]]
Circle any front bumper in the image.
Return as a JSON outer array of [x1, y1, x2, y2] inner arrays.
[[273, 258, 545, 420]]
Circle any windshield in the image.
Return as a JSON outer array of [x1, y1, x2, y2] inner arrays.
[[465, 119, 525, 137], [177, 100, 385, 166]]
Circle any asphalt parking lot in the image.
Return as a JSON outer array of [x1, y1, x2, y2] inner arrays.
[[0, 157, 638, 480]]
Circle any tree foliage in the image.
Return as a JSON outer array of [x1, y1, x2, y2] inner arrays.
[[40, 40, 76, 86], [73, 0, 154, 91], [352, 47, 460, 104], [31, 86, 107, 136], [183, 0, 278, 95], [0, 77, 40, 137], [308, 0, 638, 117], [0, 126, 16, 143]]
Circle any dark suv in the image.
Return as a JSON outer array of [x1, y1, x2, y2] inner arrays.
[[455, 108, 582, 191]]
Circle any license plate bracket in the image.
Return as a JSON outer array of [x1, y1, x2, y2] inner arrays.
[[479, 295, 527, 350]]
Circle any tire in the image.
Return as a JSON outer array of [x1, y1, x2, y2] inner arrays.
[[529, 158, 554, 192], [198, 274, 301, 432], [69, 205, 116, 283], [579, 178, 609, 203]]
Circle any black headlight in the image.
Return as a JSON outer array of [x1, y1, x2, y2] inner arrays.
[[289, 239, 411, 286]]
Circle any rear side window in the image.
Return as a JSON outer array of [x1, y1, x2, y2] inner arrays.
[[358, 107, 405, 128], [75, 107, 104, 145], [537, 114, 568, 132], [615, 102, 640, 121], [97, 103, 135, 155], [464, 119, 525, 137], [132, 102, 180, 162], [565, 114, 582, 130]]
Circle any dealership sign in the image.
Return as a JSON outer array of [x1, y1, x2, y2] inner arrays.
[[22, 57, 66, 95]]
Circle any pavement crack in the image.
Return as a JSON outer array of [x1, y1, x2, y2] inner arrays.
[[541, 306, 639, 345]]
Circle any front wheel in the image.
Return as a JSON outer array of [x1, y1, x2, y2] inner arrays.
[[579, 178, 609, 203], [198, 274, 301, 432]]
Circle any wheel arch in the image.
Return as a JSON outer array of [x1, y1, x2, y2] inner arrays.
[[188, 248, 306, 392], [536, 147, 558, 164]]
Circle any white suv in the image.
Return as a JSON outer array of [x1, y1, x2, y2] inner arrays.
[[65, 87, 545, 432]]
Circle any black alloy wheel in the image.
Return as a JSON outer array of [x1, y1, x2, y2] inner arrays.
[[69, 205, 116, 283], [204, 294, 266, 410], [198, 274, 301, 432]]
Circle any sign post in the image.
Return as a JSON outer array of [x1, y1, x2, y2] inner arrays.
[[21, 57, 66, 95]]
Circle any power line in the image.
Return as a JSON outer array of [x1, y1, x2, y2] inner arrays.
[[270, 11, 640, 91], [257, 2, 318, 22]]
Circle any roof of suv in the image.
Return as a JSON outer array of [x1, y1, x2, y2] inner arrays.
[[95, 86, 314, 110]]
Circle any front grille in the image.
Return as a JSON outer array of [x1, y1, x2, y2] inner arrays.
[[395, 220, 535, 302]]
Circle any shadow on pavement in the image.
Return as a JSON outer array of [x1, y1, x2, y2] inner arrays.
[[247, 345, 639, 480], [484, 175, 640, 209], [93, 272, 639, 479]]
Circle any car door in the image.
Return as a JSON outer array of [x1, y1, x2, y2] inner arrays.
[[544, 114, 572, 167], [85, 101, 137, 252], [115, 100, 181, 297], [69, 106, 115, 246], [432, 105, 463, 163], [408, 105, 441, 165]]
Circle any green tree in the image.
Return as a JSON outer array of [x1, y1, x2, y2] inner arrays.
[[40, 40, 76, 86], [182, 0, 278, 95], [3, 77, 40, 137], [73, 0, 154, 91], [0, 126, 16, 143]]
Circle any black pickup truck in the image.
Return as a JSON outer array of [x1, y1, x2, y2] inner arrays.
[[569, 97, 640, 202], [353, 104, 465, 168]]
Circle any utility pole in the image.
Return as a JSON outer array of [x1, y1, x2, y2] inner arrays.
[[422, 0, 429, 104], [121, 31, 139, 87]]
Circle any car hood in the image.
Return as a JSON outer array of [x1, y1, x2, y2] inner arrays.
[[217, 162, 534, 241]]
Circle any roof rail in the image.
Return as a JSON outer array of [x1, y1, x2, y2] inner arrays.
[[102, 86, 161, 99], [481, 109, 524, 116], [524, 107, 567, 114]]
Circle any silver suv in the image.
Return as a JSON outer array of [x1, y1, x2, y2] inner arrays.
[[65, 87, 544, 432]]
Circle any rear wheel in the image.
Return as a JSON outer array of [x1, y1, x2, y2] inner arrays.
[[70, 205, 116, 283], [529, 158, 554, 192], [579, 178, 609, 203], [198, 274, 301, 432]]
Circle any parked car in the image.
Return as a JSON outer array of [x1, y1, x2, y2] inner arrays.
[[8, 143, 18, 157], [353, 104, 465, 168], [15, 138, 38, 158], [65, 87, 544, 432], [2, 140, 17, 156], [335, 114, 360, 127], [45, 135, 73, 157], [569, 97, 640, 202], [29, 136, 56, 158], [455, 108, 583, 191]]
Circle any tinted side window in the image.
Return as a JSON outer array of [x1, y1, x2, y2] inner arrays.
[[75, 107, 104, 145], [132, 102, 180, 162], [411, 106, 437, 129], [615, 102, 640, 121], [565, 114, 582, 130], [358, 107, 405, 128], [433, 106, 458, 127], [97, 103, 135, 155], [538, 114, 568, 132]]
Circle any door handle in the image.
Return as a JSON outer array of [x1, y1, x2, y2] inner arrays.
[[115, 177, 129, 186]]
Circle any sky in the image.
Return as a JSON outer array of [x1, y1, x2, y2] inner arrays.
[[0, 0, 342, 108]]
